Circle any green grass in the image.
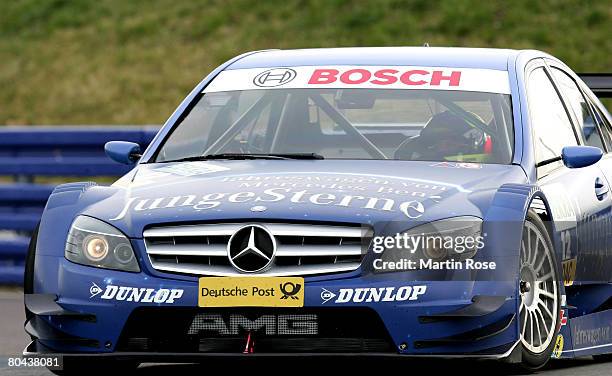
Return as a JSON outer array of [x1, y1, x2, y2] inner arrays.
[[0, 0, 610, 125]]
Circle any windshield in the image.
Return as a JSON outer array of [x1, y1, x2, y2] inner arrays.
[[156, 70, 514, 164]]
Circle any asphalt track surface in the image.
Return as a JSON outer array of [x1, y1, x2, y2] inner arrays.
[[1, 288, 610, 375]]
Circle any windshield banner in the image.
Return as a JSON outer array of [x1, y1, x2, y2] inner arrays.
[[203, 66, 511, 94]]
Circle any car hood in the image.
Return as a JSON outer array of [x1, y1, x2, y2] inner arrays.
[[81, 160, 527, 237]]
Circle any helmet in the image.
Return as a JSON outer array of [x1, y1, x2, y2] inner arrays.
[[396, 111, 486, 160]]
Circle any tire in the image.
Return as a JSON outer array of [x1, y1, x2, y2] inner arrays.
[[48, 359, 140, 375], [593, 354, 612, 362], [518, 210, 561, 371], [24, 224, 39, 322]]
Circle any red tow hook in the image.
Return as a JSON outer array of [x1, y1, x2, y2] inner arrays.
[[243, 331, 255, 354]]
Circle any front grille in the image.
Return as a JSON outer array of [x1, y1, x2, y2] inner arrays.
[[143, 222, 368, 276], [117, 307, 395, 354]]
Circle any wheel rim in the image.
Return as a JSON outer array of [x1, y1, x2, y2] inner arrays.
[[519, 221, 558, 354]]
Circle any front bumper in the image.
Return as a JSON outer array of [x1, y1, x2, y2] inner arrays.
[[26, 255, 520, 357], [23, 341, 521, 361]]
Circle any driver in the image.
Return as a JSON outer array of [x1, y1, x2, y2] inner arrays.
[[395, 111, 488, 161]]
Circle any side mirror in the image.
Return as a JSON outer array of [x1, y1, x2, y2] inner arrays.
[[561, 146, 603, 169], [104, 141, 142, 165]]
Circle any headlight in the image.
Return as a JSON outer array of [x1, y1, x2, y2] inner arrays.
[[375, 216, 483, 272], [65, 216, 140, 272]]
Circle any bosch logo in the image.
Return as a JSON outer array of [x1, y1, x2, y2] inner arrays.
[[308, 68, 461, 87], [253, 68, 297, 87]]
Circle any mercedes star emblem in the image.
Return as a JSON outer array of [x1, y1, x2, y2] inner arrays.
[[227, 224, 276, 273]]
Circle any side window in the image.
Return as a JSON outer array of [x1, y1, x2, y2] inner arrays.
[[527, 68, 578, 165], [590, 100, 612, 152], [551, 68, 604, 149]]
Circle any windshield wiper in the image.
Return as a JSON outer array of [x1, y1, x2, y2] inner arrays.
[[157, 153, 324, 163]]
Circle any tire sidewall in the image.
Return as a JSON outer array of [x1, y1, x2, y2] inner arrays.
[[24, 224, 39, 325], [520, 210, 562, 370]]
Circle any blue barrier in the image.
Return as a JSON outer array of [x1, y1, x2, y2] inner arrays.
[[0, 265, 25, 285], [0, 126, 159, 284]]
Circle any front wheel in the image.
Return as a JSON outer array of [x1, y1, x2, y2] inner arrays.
[[518, 210, 561, 370]]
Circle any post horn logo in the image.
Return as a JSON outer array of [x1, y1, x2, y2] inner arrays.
[[279, 282, 302, 300]]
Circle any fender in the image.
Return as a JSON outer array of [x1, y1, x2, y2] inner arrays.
[[485, 183, 566, 350], [37, 182, 100, 257], [33, 182, 123, 293], [486, 183, 563, 272]]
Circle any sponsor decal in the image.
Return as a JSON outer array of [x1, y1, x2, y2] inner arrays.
[[552, 334, 564, 359], [253, 68, 297, 87], [575, 211, 612, 283], [430, 161, 482, 169], [569, 310, 612, 353], [559, 309, 568, 327], [320, 288, 337, 304], [560, 230, 573, 261], [113, 163, 230, 188], [572, 324, 611, 348], [154, 163, 230, 177], [279, 282, 302, 300], [562, 258, 577, 287], [198, 277, 304, 307], [307, 68, 461, 86], [188, 313, 318, 336], [320, 285, 427, 304], [110, 187, 428, 221], [541, 184, 578, 232], [89, 283, 184, 304], [109, 173, 455, 221], [89, 282, 103, 298], [203, 66, 511, 94]]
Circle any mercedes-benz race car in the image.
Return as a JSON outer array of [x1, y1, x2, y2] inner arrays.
[[23, 47, 612, 373]]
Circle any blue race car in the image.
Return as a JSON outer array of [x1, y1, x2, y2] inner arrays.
[[23, 47, 612, 373]]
